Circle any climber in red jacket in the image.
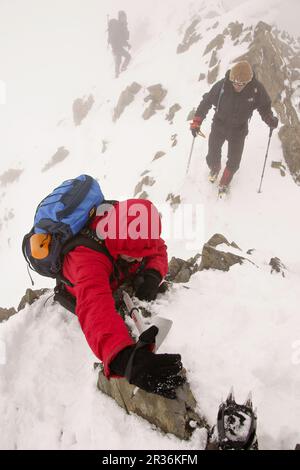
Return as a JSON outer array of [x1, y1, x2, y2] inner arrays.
[[62, 199, 184, 399]]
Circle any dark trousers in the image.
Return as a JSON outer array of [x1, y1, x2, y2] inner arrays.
[[112, 46, 131, 77], [206, 123, 246, 174]]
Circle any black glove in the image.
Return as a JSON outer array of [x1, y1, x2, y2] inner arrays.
[[190, 115, 202, 137], [110, 326, 185, 399], [265, 114, 278, 129], [135, 269, 162, 301]]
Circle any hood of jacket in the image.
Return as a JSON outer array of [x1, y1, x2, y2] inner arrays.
[[91, 199, 163, 259]]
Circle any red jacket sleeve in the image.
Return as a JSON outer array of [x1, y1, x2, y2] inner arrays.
[[144, 237, 168, 278], [63, 246, 134, 377]]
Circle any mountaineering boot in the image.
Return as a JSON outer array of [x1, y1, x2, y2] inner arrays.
[[218, 185, 229, 198], [208, 165, 221, 183], [218, 167, 233, 197]]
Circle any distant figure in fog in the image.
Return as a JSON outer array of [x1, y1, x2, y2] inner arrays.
[[108, 10, 131, 78]]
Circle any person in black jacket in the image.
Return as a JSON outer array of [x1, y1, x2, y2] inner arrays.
[[190, 61, 278, 191], [108, 10, 131, 78]]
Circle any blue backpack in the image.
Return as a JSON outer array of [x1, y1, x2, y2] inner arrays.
[[22, 174, 105, 280]]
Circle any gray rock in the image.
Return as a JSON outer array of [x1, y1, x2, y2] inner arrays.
[[0, 169, 23, 187], [177, 18, 202, 54], [224, 22, 244, 41], [4, 209, 14, 222], [101, 140, 108, 153], [143, 84, 167, 120], [199, 244, 244, 271], [166, 193, 181, 210], [279, 125, 300, 183], [209, 50, 218, 68], [207, 233, 241, 250], [269, 257, 287, 277], [42, 146, 69, 172], [133, 176, 155, 197], [171, 133, 178, 147], [207, 64, 220, 84], [113, 82, 142, 122], [187, 108, 196, 121], [0, 307, 16, 322], [18, 288, 49, 312], [167, 255, 201, 283], [203, 34, 225, 55], [165, 103, 181, 123], [73, 94, 94, 126], [97, 369, 208, 441], [271, 160, 286, 177], [198, 73, 206, 81], [152, 151, 166, 161], [138, 191, 149, 200]]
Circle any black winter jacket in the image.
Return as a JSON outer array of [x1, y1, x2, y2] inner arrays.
[[195, 71, 273, 133]]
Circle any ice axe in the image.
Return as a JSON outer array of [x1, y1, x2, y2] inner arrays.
[[122, 291, 172, 352]]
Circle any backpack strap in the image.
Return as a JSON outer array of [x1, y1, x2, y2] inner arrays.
[[216, 80, 225, 113], [54, 226, 119, 314]]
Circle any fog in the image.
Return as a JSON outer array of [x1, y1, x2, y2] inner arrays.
[[224, 0, 299, 37]]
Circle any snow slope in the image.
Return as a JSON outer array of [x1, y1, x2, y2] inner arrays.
[[0, 0, 300, 450]]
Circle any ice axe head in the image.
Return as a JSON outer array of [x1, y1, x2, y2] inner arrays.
[[149, 316, 173, 352]]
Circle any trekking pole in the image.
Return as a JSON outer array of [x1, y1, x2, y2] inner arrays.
[[186, 130, 206, 175], [258, 128, 273, 193], [186, 137, 195, 175]]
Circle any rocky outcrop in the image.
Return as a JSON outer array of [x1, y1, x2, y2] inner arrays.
[[165, 103, 181, 123], [101, 140, 108, 153], [42, 146, 69, 172], [203, 33, 225, 56], [0, 288, 48, 323], [0, 307, 16, 322], [133, 176, 155, 197], [177, 18, 202, 54], [269, 257, 287, 277], [0, 169, 23, 187], [187, 108, 196, 121], [152, 151, 166, 161], [278, 125, 300, 182], [73, 94, 94, 126], [3, 209, 14, 222], [207, 64, 220, 84], [271, 160, 287, 177], [166, 193, 181, 210], [234, 21, 300, 183], [171, 133, 178, 147], [143, 84, 167, 120], [113, 82, 142, 122], [167, 254, 201, 283], [223, 22, 244, 42], [17, 288, 49, 312], [209, 50, 218, 68], [199, 234, 244, 271], [97, 367, 208, 441]]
